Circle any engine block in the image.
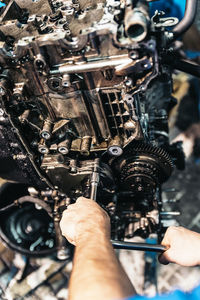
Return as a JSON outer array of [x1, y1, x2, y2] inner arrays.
[[0, 0, 189, 257]]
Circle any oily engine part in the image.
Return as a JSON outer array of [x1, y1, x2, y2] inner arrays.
[[0, 183, 72, 257], [112, 142, 173, 205], [0, 0, 195, 256], [0, 202, 57, 256]]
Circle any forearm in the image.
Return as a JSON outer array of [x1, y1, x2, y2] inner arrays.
[[69, 232, 136, 300]]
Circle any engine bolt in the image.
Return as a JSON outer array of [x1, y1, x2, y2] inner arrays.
[[62, 74, 71, 87], [38, 146, 49, 154], [38, 139, 49, 154], [58, 138, 72, 155], [108, 136, 123, 157], [41, 119, 53, 140], [80, 136, 92, 156], [58, 146, 68, 154], [130, 51, 139, 60], [125, 78, 133, 87], [108, 146, 123, 157], [57, 247, 70, 260], [41, 131, 51, 140]]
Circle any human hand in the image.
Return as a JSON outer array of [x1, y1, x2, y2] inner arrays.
[[60, 197, 110, 246], [159, 226, 200, 267], [172, 123, 200, 158]]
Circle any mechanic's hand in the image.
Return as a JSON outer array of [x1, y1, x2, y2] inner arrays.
[[159, 226, 200, 267], [60, 197, 110, 246]]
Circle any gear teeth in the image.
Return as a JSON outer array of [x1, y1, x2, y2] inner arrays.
[[126, 141, 173, 169], [116, 141, 174, 189]]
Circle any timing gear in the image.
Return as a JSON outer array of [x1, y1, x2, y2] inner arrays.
[[112, 142, 173, 193]]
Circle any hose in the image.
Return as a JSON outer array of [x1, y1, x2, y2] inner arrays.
[[0, 196, 52, 216], [0, 202, 15, 212], [169, 0, 198, 43], [17, 196, 52, 216]]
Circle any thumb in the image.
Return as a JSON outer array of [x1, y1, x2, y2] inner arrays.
[[158, 243, 172, 265], [158, 252, 170, 265]]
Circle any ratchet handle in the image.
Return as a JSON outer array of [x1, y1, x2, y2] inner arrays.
[[111, 240, 168, 253], [90, 158, 100, 201]]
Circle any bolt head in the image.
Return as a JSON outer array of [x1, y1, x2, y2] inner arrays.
[[41, 131, 51, 140], [130, 51, 139, 60], [57, 248, 70, 260], [108, 146, 123, 157], [125, 78, 133, 87], [39, 146, 49, 154], [58, 146, 69, 155]]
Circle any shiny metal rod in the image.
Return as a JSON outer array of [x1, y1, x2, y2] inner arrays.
[[90, 158, 100, 201], [111, 240, 168, 252], [50, 56, 132, 75]]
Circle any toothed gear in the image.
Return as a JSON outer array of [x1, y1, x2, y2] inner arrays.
[[112, 141, 173, 191]]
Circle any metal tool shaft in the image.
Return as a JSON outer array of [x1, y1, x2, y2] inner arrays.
[[90, 158, 100, 201], [111, 240, 168, 252], [89, 160, 167, 253]]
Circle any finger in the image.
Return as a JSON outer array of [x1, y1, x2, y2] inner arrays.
[[60, 212, 76, 232], [158, 245, 175, 265], [76, 196, 87, 203], [76, 196, 97, 206], [62, 206, 78, 219], [160, 226, 177, 246], [60, 218, 76, 238], [161, 235, 170, 246], [158, 253, 170, 265], [66, 203, 77, 211]]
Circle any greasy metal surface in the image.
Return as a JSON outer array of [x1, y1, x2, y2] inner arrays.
[[0, 0, 189, 256]]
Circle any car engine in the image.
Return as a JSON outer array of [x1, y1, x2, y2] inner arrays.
[[0, 0, 197, 258]]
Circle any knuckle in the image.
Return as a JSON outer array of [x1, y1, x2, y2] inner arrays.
[[167, 226, 177, 233], [76, 196, 86, 202], [67, 203, 76, 209], [178, 226, 185, 231], [62, 209, 69, 216]]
